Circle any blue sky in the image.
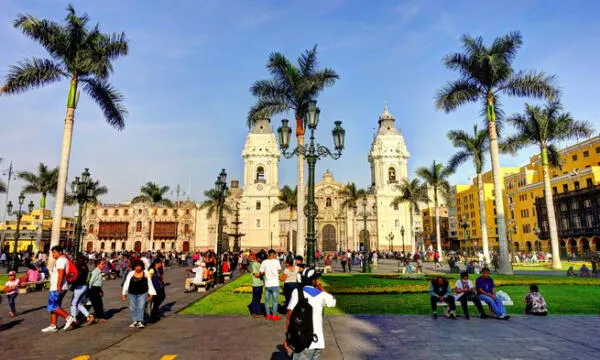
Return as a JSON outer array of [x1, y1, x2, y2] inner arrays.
[[1, 0, 599, 217]]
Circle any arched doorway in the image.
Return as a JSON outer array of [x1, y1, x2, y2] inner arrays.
[[581, 238, 590, 256], [359, 229, 370, 251], [182, 241, 190, 252], [513, 242, 520, 252], [560, 239, 567, 258], [569, 239, 578, 256], [86, 241, 93, 252], [134, 241, 142, 252], [593, 237, 599, 252], [526, 241, 532, 252], [322, 225, 336, 252]]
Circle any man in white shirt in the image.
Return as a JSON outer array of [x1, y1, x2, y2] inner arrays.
[[285, 267, 336, 359], [42, 246, 75, 332], [454, 271, 487, 320], [184, 261, 206, 292], [260, 249, 282, 321]]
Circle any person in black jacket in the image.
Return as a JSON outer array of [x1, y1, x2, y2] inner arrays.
[[68, 255, 94, 328], [429, 276, 456, 319]]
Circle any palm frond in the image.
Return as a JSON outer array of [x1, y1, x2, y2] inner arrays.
[[546, 144, 563, 169], [132, 195, 150, 203], [490, 31, 522, 64], [498, 70, 560, 102], [447, 150, 471, 173], [435, 79, 481, 112], [100, 31, 129, 60], [2, 58, 65, 95], [247, 98, 289, 127], [81, 78, 127, 130], [13, 14, 68, 59]]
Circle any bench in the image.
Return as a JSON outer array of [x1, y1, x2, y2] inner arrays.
[[223, 272, 232, 280], [437, 300, 514, 317], [18, 280, 50, 294], [315, 266, 325, 273], [194, 279, 215, 292]]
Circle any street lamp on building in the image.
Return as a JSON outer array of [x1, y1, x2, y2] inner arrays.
[[7, 193, 34, 272], [72, 168, 94, 260], [387, 232, 394, 252], [214, 169, 228, 284], [276, 100, 345, 266], [533, 224, 541, 252], [400, 226, 405, 255]]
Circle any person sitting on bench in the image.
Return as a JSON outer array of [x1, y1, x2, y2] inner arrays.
[[454, 271, 487, 319], [184, 261, 208, 292], [476, 267, 509, 320], [429, 276, 456, 319]]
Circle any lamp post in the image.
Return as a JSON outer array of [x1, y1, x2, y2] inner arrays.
[[7, 193, 34, 272], [230, 202, 245, 253], [72, 168, 93, 261], [460, 217, 468, 258], [400, 225, 406, 255], [276, 100, 345, 266], [533, 225, 541, 252], [387, 232, 394, 252], [214, 169, 228, 284], [361, 198, 376, 273]]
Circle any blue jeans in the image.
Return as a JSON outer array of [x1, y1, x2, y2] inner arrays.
[[293, 349, 321, 360], [251, 286, 263, 315], [121, 269, 129, 287], [128, 293, 147, 322], [479, 294, 506, 317], [7, 293, 17, 313], [265, 286, 279, 316], [71, 285, 90, 318]]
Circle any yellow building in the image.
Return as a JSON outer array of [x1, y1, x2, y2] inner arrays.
[[0, 209, 76, 253], [421, 206, 449, 249], [454, 168, 520, 252], [504, 135, 600, 255]]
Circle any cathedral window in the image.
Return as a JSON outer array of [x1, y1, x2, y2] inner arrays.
[[326, 198, 332, 207], [91, 209, 95, 215], [136, 221, 142, 232], [256, 201, 262, 210], [184, 224, 190, 233], [256, 219, 262, 229], [89, 224, 94, 233], [256, 166, 266, 183], [395, 219, 400, 228], [163, 209, 168, 215], [393, 203, 399, 210], [138, 209, 143, 215], [103, 209, 108, 216], [186, 209, 190, 215], [388, 168, 397, 183], [114, 209, 119, 215]]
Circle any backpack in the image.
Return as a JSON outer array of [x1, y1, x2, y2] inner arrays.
[[285, 286, 316, 353], [66, 258, 79, 283]]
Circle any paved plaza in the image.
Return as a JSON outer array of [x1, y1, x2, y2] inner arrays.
[[1, 263, 599, 359]]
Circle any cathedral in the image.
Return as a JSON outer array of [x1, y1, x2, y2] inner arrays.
[[82, 106, 412, 254]]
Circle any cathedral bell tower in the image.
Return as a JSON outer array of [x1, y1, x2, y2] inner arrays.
[[240, 118, 281, 249], [368, 106, 412, 251]]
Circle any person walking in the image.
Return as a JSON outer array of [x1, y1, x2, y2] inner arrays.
[[42, 246, 75, 333], [260, 249, 282, 321], [149, 258, 165, 322], [121, 259, 156, 328], [88, 259, 108, 323], [4, 271, 20, 317], [68, 255, 94, 328], [249, 252, 264, 318], [281, 258, 298, 309]]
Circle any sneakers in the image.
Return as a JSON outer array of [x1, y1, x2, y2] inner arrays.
[[63, 316, 75, 330], [266, 314, 273, 321], [449, 311, 456, 319], [129, 321, 138, 328], [86, 315, 95, 325], [480, 313, 488, 319], [272, 315, 281, 321], [501, 315, 510, 320], [41, 325, 58, 333], [432, 312, 438, 319], [136, 322, 145, 328]]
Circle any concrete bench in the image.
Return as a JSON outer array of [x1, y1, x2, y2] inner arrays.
[[315, 266, 325, 273], [195, 279, 215, 292], [223, 272, 232, 280], [18, 280, 50, 294], [437, 300, 514, 317]]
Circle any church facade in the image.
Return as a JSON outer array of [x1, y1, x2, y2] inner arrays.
[[81, 107, 413, 254]]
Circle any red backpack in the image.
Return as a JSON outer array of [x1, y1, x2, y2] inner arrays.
[[66, 258, 79, 283]]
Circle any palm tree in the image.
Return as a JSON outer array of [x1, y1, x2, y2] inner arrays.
[[339, 182, 366, 250], [503, 102, 593, 269], [18, 162, 59, 209], [271, 185, 297, 252], [1, 4, 128, 258], [248, 45, 339, 257], [198, 189, 233, 219], [65, 179, 108, 206], [391, 178, 430, 253], [417, 161, 452, 259], [132, 182, 172, 244], [435, 31, 559, 274], [447, 125, 491, 263]]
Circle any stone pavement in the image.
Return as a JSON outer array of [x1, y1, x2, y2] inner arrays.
[[89, 314, 600, 360], [0, 265, 215, 360]]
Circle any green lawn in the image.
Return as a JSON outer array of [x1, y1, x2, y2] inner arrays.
[[181, 273, 600, 315]]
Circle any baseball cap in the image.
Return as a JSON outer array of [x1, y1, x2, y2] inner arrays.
[[8, 270, 16, 276]]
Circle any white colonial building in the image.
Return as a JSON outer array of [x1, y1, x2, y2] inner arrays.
[[82, 106, 414, 253]]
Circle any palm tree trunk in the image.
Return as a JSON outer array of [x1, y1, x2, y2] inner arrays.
[[36, 194, 46, 253], [434, 191, 443, 260], [288, 211, 293, 253], [150, 215, 155, 249], [410, 204, 415, 253], [541, 147, 562, 269], [477, 173, 490, 264], [49, 104, 76, 268], [296, 131, 306, 257], [487, 98, 512, 274]]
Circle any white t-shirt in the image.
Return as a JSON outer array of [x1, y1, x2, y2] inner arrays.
[[259, 258, 281, 287], [287, 286, 337, 349], [50, 256, 69, 291], [192, 266, 204, 284]]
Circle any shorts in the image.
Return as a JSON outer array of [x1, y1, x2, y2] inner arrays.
[[46, 290, 66, 313]]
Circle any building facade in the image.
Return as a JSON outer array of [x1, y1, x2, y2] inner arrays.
[[1, 209, 76, 253], [82, 106, 413, 253]]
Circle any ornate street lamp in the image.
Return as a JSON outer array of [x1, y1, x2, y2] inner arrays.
[[400, 226, 405, 255], [72, 168, 94, 260], [214, 169, 228, 284], [277, 100, 345, 266], [361, 198, 376, 273], [7, 193, 34, 272]]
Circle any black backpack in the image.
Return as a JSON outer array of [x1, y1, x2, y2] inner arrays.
[[286, 286, 317, 352]]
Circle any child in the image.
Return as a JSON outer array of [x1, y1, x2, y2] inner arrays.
[[4, 271, 20, 316], [525, 284, 548, 316]]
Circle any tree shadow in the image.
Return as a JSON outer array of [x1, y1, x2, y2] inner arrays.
[[104, 306, 127, 319], [159, 301, 176, 315], [0, 319, 23, 331]]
